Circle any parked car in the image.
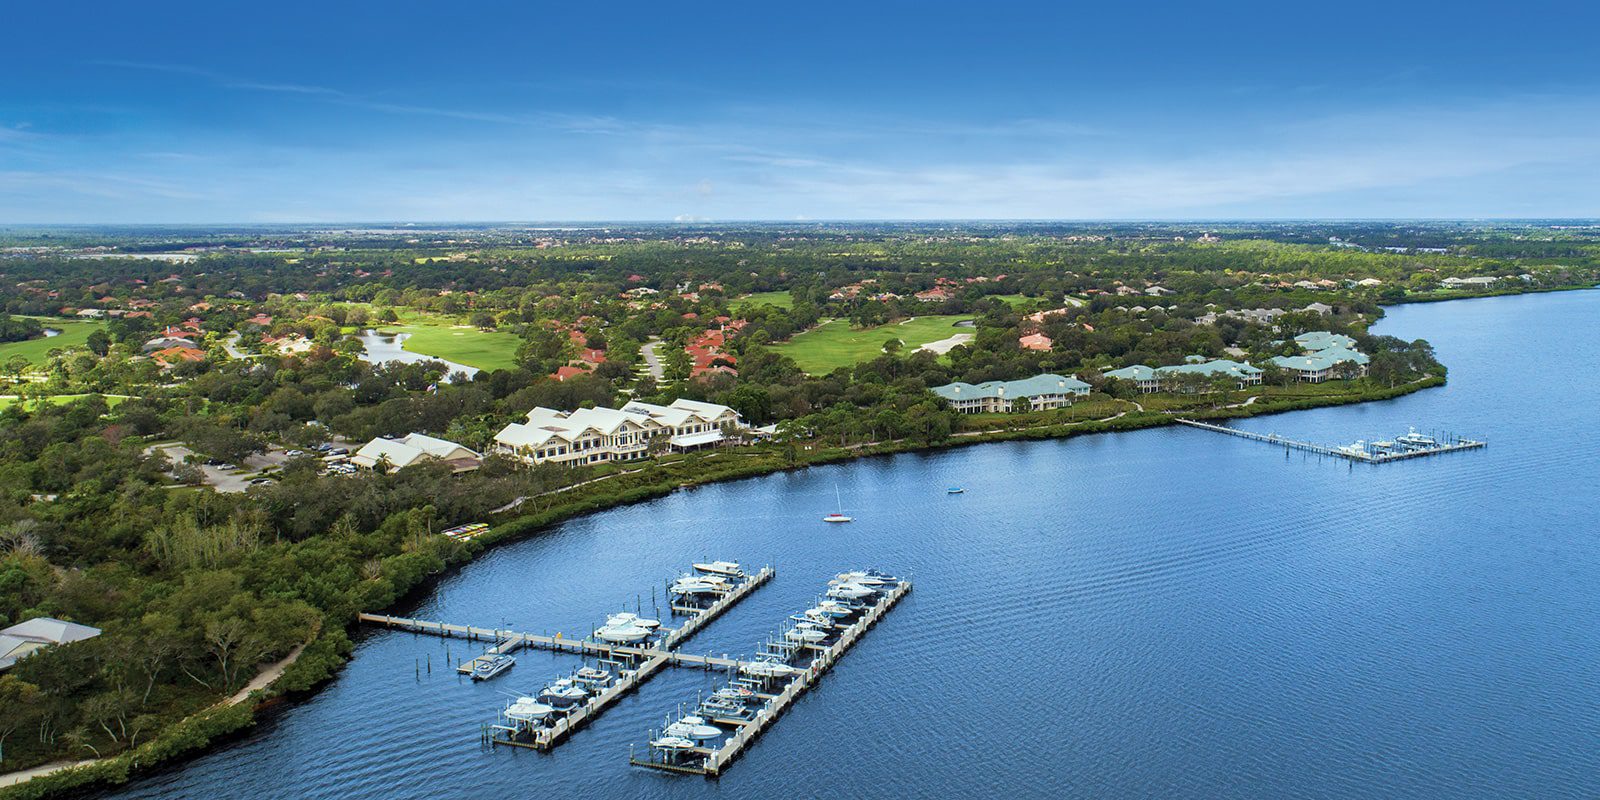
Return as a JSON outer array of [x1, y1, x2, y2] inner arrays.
[[218, 463, 238, 471], [249, 477, 276, 486], [327, 447, 348, 456]]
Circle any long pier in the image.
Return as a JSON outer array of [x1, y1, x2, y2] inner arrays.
[[630, 577, 913, 777], [358, 565, 774, 750], [1175, 419, 1485, 463]]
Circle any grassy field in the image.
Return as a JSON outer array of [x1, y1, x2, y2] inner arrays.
[[0, 317, 107, 365], [368, 310, 522, 372], [736, 291, 794, 309], [773, 315, 973, 374], [990, 294, 1038, 307]]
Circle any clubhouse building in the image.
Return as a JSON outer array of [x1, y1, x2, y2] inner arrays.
[[931, 373, 1092, 414], [493, 398, 743, 465]]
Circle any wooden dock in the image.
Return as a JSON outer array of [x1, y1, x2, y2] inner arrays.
[[1175, 419, 1485, 463], [631, 578, 913, 777], [359, 565, 774, 750]]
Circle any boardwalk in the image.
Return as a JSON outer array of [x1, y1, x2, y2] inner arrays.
[[1175, 419, 1485, 463]]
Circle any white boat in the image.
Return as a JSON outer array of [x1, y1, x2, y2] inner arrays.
[[596, 622, 653, 643], [711, 686, 756, 703], [471, 654, 515, 681], [785, 626, 829, 643], [699, 697, 758, 720], [826, 582, 876, 601], [739, 659, 800, 679], [573, 666, 613, 686], [832, 570, 897, 587], [538, 678, 588, 708], [1337, 440, 1370, 457], [504, 697, 554, 724], [671, 576, 731, 597], [1395, 427, 1438, 448], [813, 600, 858, 618], [664, 715, 723, 741], [605, 612, 661, 630], [823, 484, 853, 523], [692, 560, 744, 577], [649, 735, 700, 751]]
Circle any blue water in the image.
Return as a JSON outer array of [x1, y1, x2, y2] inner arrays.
[[102, 291, 1600, 799]]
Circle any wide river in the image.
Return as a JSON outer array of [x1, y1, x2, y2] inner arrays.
[[103, 291, 1600, 799]]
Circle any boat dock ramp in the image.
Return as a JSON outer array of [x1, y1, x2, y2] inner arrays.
[[1175, 419, 1486, 463], [630, 573, 913, 777]]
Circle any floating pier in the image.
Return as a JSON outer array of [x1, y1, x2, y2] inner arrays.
[[358, 564, 774, 751], [1175, 419, 1486, 463], [630, 573, 912, 777]]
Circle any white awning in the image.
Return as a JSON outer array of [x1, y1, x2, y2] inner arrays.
[[670, 430, 724, 448]]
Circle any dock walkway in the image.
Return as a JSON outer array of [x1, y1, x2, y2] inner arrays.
[[630, 578, 913, 777], [359, 566, 774, 750], [1175, 419, 1485, 463]]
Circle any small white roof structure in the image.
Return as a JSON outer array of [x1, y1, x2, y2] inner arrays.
[[1, 618, 102, 671], [350, 433, 480, 471], [670, 430, 724, 448]]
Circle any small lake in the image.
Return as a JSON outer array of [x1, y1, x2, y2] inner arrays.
[[101, 290, 1600, 799], [42, 328, 61, 338], [356, 329, 479, 379]]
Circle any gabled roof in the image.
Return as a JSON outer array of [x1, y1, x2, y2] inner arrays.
[[932, 373, 1091, 401], [2, 617, 102, 644]]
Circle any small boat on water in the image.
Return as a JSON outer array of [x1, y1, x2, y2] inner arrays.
[[832, 569, 898, 587], [671, 574, 733, 597], [1395, 426, 1438, 449], [649, 735, 700, 752], [785, 626, 829, 644], [710, 685, 756, 703], [826, 582, 877, 601], [946, 486, 964, 494], [692, 560, 744, 577], [595, 622, 653, 643], [573, 666, 613, 687], [813, 600, 859, 618], [699, 697, 758, 720], [471, 654, 515, 681], [503, 696, 554, 725], [739, 659, 800, 679], [823, 484, 853, 523], [664, 714, 723, 741], [605, 612, 661, 630], [538, 678, 589, 708]]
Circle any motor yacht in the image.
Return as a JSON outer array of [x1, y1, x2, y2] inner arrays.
[[538, 678, 589, 708], [470, 653, 515, 681], [692, 560, 744, 577]]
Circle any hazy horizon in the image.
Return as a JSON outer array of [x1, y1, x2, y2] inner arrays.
[[5, 1, 1599, 223]]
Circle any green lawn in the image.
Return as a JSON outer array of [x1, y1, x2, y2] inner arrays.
[[0, 318, 107, 365], [379, 322, 522, 372], [773, 315, 973, 374], [737, 291, 794, 309], [367, 311, 522, 372], [0, 393, 132, 411], [990, 294, 1038, 308]]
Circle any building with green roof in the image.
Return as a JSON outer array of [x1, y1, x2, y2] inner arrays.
[[1104, 359, 1263, 393], [1271, 331, 1370, 382], [931, 373, 1091, 413]]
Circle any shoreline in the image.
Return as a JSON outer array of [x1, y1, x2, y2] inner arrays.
[[3, 287, 1554, 799]]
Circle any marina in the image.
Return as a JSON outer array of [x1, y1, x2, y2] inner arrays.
[[1175, 419, 1486, 463], [630, 570, 913, 777], [357, 563, 773, 751]]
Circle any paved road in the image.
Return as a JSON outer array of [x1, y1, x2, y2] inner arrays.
[[639, 337, 665, 380]]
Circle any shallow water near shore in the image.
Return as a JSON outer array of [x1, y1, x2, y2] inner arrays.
[[102, 290, 1600, 799]]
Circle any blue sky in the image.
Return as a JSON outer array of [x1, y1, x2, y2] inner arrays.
[[3, 1, 1598, 223]]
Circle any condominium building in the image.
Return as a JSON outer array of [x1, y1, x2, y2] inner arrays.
[[493, 398, 742, 465]]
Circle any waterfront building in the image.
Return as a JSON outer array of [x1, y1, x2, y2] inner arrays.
[[493, 398, 743, 465], [931, 373, 1091, 413], [1270, 330, 1370, 382], [1104, 359, 1264, 393]]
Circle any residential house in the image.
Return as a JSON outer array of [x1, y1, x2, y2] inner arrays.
[[931, 374, 1091, 413], [1018, 333, 1053, 351], [1, 618, 101, 671]]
